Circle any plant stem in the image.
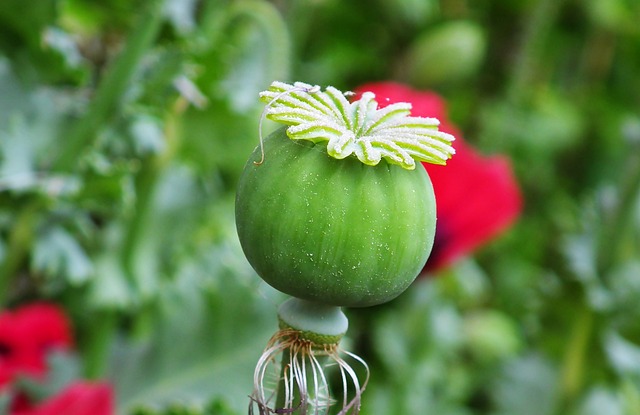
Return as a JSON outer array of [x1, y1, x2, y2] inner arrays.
[[0, 202, 39, 305], [70, 1, 164, 377], [53, 0, 164, 171], [559, 145, 640, 411], [83, 310, 118, 379], [121, 98, 184, 297], [596, 150, 640, 277], [204, 0, 290, 82], [507, 0, 565, 100], [559, 304, 593, 405], [83, 99, 185, 379]]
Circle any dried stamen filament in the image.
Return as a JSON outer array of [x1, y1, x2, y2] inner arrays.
[[250, 298, 369, 415]]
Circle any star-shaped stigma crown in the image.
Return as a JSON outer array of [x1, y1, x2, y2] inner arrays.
[[259, 81, 456, 170]]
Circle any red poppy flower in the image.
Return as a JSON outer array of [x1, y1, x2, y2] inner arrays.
[[0, 311, 21, 387], [13, 382, 114, 415], [354, 82, 523, 272], [0, 302, 73, 388]]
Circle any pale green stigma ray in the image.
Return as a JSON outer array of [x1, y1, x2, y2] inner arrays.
[[354, 140, 382, 167], [275, 91, 329, 116], [255, 82, 322, 165], [324, 87, 353, 130], [360, 95, 379, 137], [261, 82, 345, 128], [391, 135, 455, 159], [394, 139, 450, 161], [266, 109, 320, 125], [368, 135, 450, 166], [289, 125, 346, 144], [312, 91, 347, 128], [306, 86, 348, 123], [262, 86, 353, 145], [370, 130, 454, 153], [363, 103, 413, 135], [368, 115, 441, 136], [370, 116, 443, 133], [370, 140, 414, 169], [352, 92, 373, 137], [260, 83, 324, 117], [264, 96, 323, 120], [259, 81, 456, 169], [327, 130, 359, 160]]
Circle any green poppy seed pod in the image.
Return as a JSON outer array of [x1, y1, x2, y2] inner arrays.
[[236, 81, 455, 308], [235, 127, 437, 307], [244, 82, 456, 415]]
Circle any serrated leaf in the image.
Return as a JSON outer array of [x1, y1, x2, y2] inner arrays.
[[32, 225, 93, 284]]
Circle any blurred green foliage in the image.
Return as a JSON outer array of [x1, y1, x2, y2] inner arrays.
[[0, 0, 639, 414]]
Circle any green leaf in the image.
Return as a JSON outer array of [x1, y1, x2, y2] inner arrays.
[[0, 0, 88, 84], [18, 351, 82, 402], [604, 330, 640, 378], [129, 398, 241, 415], [41, 27, 85, 69], [491, 354, 558, 415], [0, 60, 79, 191], [128, 114, 166, 156], [88, 229, 135, 309], [213, 1, 291, 114], [110, 239, 281, 413], [363, 280, 470, 414], [577, 387, 624, 415], [163, 0, 199, 36], [0, 0, 56, 46], [32, 225, 93, 284]]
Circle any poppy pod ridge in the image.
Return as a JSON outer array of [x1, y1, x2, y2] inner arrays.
[[354, 82, 523, 273]]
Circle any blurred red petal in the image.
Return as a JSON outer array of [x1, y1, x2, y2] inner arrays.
[[423, 145, 522, 270], [13, 303, 74, 377], [14, 382, 114, 415], [0, 312, 21, 387], [0, 303, 73, 387], [354, 82, 523, 272]]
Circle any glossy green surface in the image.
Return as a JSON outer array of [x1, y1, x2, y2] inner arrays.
[[235, 127, 436, 307], [277, 298, 348, 344]]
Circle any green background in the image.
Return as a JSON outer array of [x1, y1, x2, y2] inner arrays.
[[0, 0, 639, 414]]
